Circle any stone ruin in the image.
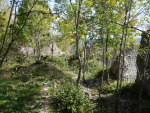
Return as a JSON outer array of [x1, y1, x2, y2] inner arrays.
[[110, 50, 137, 82], [19, 46, 34, 56], [19, 42, 63, 56], [123, 50, 137, 82], [110, 29, 150, 84], [41, 42, 63, 56]]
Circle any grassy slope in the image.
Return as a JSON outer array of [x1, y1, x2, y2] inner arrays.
[[0, 62, 73, 113]]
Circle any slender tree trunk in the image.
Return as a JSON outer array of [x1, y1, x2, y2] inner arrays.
[[115, 2, 131, 112], [0, 0, 38, 67], [100, 17, 105, 92], [36, 35, 41, 61], [115, 27, 125, 113], [51, 41, 54, 59], [118, 26, 128, 113], [82, 41, 87, 82], [0, 39, 15, 67], [69, 0, 83, 84], [105, 30, 110, 84], [0, 0, 15, 55], [76, 36, 82, 83]]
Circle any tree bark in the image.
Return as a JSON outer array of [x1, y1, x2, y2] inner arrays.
[[105, 30, 110, 84], [0, 0, 15, 56], [69, 0, 83, 84], [82, 41, 87, 82], [36, 35, 41, 61]]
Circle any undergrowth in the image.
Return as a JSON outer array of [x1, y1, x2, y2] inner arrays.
[[50, 81, 95, 113], [0, 62, 72, 113]]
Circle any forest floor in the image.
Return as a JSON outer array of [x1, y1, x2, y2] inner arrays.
[[0, 61, 150, 113], [0, 62, 78, 112]]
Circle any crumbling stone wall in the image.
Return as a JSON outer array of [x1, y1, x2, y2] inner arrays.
[[110, 50, 137, 82], [19, 42, 63, 56]]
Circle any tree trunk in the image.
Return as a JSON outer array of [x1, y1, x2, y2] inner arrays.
[[105, 31, 110, 84], [36, 35, 41, 61], [0, 0, 15, 56], [82, 41, 87, 82], [51, 41, 54, 59], [115, 3, 131, 112], [69, 0, 83, 84]]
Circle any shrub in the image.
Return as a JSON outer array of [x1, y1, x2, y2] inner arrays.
[[103, 82, 116, 94], [48, 56, 68, 68], [87, 59, 102, 74], [51, 81, 95, 113]]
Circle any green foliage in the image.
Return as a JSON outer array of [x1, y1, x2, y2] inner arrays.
[[48, 56, 68, 68], [102, 82, 136, 95], [17, 0, 53, 46], [0, 62, 72, 113], [103, 82, 117, 94], [68, 59, 78, 71], [51, 81, 95, 113], [0, 1, 9, 37], [0, 0, 149, 113], [0, 78, 41, 113], [88, 59, 102, 73], [15, 53, 26, 64]]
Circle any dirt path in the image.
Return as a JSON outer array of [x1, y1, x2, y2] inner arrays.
[[38, 63, 98, 113], [40, 83, 50, 113]]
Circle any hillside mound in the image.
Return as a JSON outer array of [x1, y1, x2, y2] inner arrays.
[[0, 62, 72, 113]]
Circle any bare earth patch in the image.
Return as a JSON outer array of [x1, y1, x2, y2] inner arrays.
[[40, 83, 50, 113]]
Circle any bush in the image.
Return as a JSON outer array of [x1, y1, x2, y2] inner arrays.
[[48, 56, 68, 68], [51, 81, 95, 113], [87, 59, 102, 74], [103, 82, 116, 94]]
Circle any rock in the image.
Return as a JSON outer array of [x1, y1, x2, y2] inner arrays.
[[122, 50, 137, 82], [19, 46, 34, 55], [43, 83, 50, 87], [110, 50, 137, 82], [41, 42, 63, 56], [19, 42, 63, 56], [82, 86, 92, 99]]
